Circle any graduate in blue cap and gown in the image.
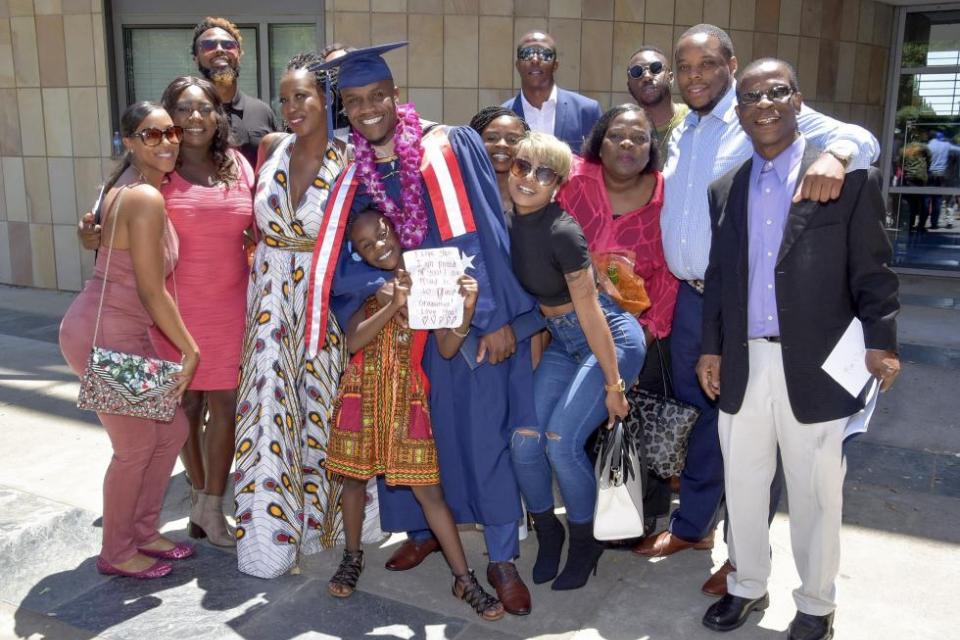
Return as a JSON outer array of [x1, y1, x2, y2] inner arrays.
[[304, 42, 541, 616]]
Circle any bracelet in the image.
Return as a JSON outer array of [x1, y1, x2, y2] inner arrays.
[[604, 378, 625, 393], [451, 326, 470, 338]]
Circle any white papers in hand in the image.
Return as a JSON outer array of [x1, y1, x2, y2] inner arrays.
[[844, 378, 879, 442], [821, 318, 871, 397], [404, 247, 466, 330]]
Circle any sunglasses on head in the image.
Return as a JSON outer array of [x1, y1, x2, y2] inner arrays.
[[517, 45, 556, 62], [628, 61, 665, 78], [510, 158, 559, 187], [738, 84, 794, 106], [197, 38, 239, 53], [130, 125, 184, 146]]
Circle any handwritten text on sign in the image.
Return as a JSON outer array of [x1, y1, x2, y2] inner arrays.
[[404, 247, 468, 330]]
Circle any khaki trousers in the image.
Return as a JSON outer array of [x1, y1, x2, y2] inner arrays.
[[718, 340, 847, 616]]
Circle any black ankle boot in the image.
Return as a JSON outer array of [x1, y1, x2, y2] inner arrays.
[[529, 509, 565, 584], [552, 520, 603, 591]]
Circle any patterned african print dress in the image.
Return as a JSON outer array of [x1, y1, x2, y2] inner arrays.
[[325, 298, 440, 487], [234, 135, 380, 579]]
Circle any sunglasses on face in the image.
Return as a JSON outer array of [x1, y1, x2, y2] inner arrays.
[[510, 158, 559, 186], [130, 125, 184, 146], [197, 38, 239, 53], [738, 84, 794, 106], [517, 46, 556, 62], [628, 61, 665, 78]]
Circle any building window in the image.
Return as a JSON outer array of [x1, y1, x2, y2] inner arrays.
[[268, 24, 318, 115], [886, 9, 960, 272], [123, 26, 260, 104]]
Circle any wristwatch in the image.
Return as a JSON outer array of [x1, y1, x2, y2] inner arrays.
[[824, 148, 852, 169], [604, 378, 625, 393]]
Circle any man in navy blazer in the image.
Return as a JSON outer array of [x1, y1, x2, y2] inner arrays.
[[502, 31, 602, 153]]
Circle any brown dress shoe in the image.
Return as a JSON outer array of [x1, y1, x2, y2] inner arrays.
[[701, 560, 735, 597], [486, 562, 531, 616], [384, 537, 440, 571], [632, 530, 712, 557]]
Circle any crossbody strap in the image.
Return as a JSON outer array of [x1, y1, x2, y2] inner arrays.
[[90, 187, 127, 347], [654, 338, 674, 398], [90, 186, 179, 350]]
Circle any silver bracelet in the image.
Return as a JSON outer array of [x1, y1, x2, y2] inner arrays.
[[451, 326, 470, 338]]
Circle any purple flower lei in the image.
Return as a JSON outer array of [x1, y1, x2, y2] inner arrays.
[[350, 103, 428, 249]]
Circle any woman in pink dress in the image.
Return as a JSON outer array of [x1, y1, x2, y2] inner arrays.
[[153, 76, 254, 546], [60, 102, 200, 578], [556, 104, 681, 530]]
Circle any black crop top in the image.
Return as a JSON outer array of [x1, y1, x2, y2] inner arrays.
[[507, 202, 592, 306]]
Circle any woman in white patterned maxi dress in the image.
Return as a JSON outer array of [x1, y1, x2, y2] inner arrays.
[[234, 55, 380, 579]]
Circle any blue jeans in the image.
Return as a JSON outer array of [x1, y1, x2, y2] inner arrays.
[[510, 297, 645, 524]]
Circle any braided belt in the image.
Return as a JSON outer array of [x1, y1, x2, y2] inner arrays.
[[263, 235, 318, 252]]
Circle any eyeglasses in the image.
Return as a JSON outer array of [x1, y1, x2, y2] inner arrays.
[[517, 46, 556, 63], [510, 158, 559, 187], [738, 85, 795, 106], [628, 61, 665, 78], [130, 125, 184, 146], [197, 38, 240, 53]]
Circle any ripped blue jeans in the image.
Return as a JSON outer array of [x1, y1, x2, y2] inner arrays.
[[510, 296, 645, 524]]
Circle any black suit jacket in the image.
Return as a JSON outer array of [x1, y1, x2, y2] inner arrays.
[[701, 145, 899, 424]]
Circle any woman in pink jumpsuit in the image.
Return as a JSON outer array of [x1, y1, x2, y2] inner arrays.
[[60, 102, 200, 579]]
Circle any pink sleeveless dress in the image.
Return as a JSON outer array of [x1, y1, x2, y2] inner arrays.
[[152, 152, 255, 390]]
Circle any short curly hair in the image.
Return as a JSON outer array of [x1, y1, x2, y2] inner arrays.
[[581, 103, 658, 174], [191, 17, 243, 56]]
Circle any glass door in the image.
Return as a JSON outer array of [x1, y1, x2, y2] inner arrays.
[[885, 7, 960, 272]]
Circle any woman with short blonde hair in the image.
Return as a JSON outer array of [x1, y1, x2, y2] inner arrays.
[[504, 131, 645, 591]]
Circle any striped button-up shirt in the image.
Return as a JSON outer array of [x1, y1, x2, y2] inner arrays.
[[661, 83, 879, 282]]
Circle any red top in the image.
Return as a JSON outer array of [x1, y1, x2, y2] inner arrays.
[[557, 158, 679, 339]]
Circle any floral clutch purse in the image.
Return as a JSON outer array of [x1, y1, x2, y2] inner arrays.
[[75, 187, 182, 423], [78, 347, 182, 422]]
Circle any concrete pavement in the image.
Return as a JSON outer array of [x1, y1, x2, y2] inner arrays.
[[0, 277, 958, 640]]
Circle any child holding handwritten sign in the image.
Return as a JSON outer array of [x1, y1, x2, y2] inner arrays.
[[324, 210, 505, 621]]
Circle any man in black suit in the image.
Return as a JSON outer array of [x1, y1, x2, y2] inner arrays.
[[696, 59, 900, 640]]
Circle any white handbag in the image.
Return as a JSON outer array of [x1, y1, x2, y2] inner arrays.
[[593, 418, 645, 541]]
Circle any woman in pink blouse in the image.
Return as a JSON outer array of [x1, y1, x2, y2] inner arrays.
[[557, 104, 678, 345], [557, 104, 680, 530]]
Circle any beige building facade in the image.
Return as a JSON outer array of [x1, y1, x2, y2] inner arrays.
[[0, 0, 901, 291]]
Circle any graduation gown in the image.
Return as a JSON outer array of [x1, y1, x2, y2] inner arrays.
[[331, 125, 540, 529]]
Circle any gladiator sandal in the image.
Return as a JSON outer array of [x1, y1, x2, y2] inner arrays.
[[328, 549, 364, 598], [452, 570, 505, 621]]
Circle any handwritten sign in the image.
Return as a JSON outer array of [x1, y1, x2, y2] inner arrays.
[[404, 247, 467, 330]]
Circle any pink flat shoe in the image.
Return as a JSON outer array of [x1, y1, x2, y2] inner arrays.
[[96, 556, 172, 579], [139, 541, 195, 560]]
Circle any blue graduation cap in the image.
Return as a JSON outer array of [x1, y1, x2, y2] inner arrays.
[[311, 41, 408, 89]]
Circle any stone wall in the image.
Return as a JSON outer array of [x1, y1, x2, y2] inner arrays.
[[0, 0, 896, 291]]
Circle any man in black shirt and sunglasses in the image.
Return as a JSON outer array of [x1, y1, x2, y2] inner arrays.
[[502, 31, 601, 153], [626, 45, 689, 170], [191, 16, 278, 168]]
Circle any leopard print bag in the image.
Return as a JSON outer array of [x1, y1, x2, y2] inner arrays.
[[623, 340, 700, 479]]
